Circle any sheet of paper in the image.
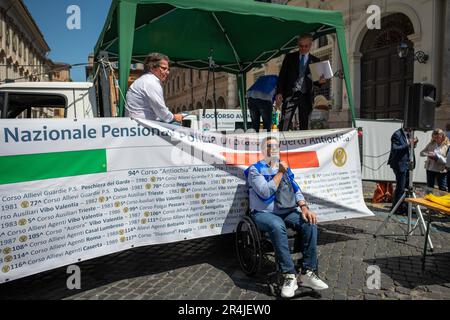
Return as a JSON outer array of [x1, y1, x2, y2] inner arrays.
[[309, 60, 333, 82]]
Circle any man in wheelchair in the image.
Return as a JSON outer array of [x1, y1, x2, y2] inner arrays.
[[245, 136, 328, 298]]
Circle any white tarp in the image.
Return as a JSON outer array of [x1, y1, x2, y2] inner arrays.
[[0, 118, 372, 282], [356, 119, 430, 183]]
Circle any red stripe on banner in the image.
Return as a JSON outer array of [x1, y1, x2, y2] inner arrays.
[[220, 151, 319, 169]]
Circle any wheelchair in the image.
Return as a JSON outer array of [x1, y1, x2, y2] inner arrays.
[[235, 210, 321, 298]]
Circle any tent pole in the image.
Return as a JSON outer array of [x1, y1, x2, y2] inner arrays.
[[336, 27, 357, 128], [118, 1, 137, 117], [202, 68, 210, 118], [212, 58, 218, 131], [237, 73, 248, 131]]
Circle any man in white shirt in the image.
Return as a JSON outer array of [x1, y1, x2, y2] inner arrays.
[[125, 53, 184, 123]]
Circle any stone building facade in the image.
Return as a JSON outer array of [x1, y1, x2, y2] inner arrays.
[[47, 61, 71, 82], [165, 68, 238, 114], [0, 0, 50, 83], [153, 0, 450, 129], [252, 0, 449, 128]]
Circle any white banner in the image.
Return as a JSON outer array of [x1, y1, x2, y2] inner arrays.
[[0, 118, 372, 282], [356, 119, 430, 183]]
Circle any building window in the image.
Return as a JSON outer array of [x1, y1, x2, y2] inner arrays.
[[6, 27, 10, 47], [318, 36, 328, 48], [12, 31, 17, 52]]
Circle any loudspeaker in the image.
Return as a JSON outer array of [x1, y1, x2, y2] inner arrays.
[[404, 83, 436, 131]]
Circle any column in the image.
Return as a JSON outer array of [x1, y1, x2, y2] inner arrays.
[[442, 2, 450, 110]]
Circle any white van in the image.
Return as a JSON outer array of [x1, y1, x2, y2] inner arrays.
[[0, 82, 98, 119], [182, 109, 253, 132], [0, 83, 257, 132]]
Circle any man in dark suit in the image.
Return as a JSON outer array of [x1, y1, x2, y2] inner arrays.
[[276, 34, 327, 131], [387, 127, 418, 215]]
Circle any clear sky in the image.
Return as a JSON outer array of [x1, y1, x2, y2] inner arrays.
[[23, 0, 112, 81]]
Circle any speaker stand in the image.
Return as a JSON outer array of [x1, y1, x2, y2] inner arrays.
[[374, 130, 433, 250]]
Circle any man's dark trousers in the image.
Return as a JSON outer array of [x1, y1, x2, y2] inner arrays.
[[392, 168, 409, 213], [280, 94, 311, 131], [248, 97, 272, 132]]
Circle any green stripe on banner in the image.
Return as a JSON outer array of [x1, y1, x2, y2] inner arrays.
[[0, 149, 107, 185]]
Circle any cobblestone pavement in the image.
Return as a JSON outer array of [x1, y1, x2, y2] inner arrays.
[[1, 183, 450, 300]]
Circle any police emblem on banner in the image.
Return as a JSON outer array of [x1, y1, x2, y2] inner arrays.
[[333, 148, 347, 167]]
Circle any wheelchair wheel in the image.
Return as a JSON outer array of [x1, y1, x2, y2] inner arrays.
[[235, 216, 262, 276], [268, 282, 280, 297]]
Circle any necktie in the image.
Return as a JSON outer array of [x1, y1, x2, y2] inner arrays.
[[299, 55, 305, 76]]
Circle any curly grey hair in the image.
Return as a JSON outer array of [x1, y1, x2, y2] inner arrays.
[[144, 53, 169, 72]]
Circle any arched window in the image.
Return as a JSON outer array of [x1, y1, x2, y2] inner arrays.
[[361, 13, 414, 52], [217, 97, 226, 109], [318, 35, 328, 48], [360, 13, 415, 120]]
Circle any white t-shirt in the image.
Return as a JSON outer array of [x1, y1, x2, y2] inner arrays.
[[125, 73, 174, 122]]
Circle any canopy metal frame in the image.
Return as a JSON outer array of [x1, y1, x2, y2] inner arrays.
[[94, 0, 357, 129]]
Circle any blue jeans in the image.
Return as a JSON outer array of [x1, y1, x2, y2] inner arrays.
[[447, 171, 450, 193], [251, 210, 318, 274], [426, 170, 447, 191]]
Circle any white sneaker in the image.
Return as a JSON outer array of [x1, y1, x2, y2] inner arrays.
[[281, 273, 298, 298], [299, 270, 329, 291]]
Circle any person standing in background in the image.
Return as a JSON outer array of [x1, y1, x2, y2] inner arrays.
[[420, 129, 449, 191], [246, 75, 279, 132], [387, 127, 418, 215], [276, 34, 326, 131]]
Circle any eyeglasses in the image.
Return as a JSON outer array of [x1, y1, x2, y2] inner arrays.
[[158, 65, 170, 72], [266, 143, 279, 149]]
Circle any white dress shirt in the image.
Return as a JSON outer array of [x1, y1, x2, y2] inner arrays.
[[125, 72, 174, 122]]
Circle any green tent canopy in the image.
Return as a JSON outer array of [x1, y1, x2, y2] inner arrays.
[[95, 0, 356, 127]]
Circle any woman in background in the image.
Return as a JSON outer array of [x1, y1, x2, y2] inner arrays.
[[420, 128, 449, 191]]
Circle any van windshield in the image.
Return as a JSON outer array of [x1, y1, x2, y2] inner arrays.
[[0, 93, 4, 118], [4, 93, 66, 118]]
